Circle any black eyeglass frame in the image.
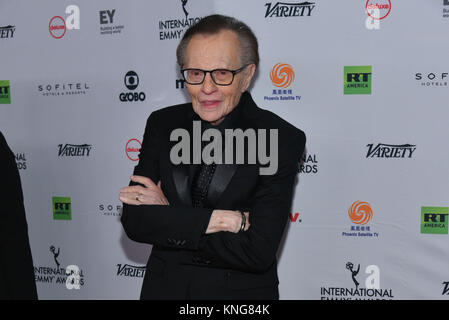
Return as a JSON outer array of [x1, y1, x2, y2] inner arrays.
[[180, 64, 250, 86]]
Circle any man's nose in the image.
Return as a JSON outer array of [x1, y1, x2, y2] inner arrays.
[[201, 72, 218, 94]]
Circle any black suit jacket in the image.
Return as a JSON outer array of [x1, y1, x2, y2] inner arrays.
[[121, 92, 306, 299], [0, 131, 38, 299]]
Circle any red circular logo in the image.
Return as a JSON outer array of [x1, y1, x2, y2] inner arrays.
[[125, 139, 142, 161], [365, 0, 391, 20], [49, 16, 66, 39]]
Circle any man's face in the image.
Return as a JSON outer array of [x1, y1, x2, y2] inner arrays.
[[183, 30, 255, 125]]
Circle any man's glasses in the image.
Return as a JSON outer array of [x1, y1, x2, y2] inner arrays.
[[181, 65, 249, 86]]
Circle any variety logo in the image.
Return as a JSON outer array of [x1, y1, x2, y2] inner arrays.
[[0, 80, 11, 104], [34, 245, 84, 289], [15, 153, 27, 170], [158, 0, 201, 41], [125, 139, 141, 161], [415, 72, 448, 87], [344, 66, 372, 94], [0, 25, 15, 39], [99, 9, 124, 35], [37, 82, 91, 97], [421, 206, 448, 235], [366, 143, 416, 158], [53, 197, 72, 220], [58, 144, 92, 157], [443, 281, 449, 295], [116, 264, 146, 278], [321, 262, 394, 300], [119, 71, 146, 102], [264, 2, 316, 18], [342, 201, 379, 238], [264, 63, 301, 102], [365, 0, 391, 20], [49, 5, 80, 39]]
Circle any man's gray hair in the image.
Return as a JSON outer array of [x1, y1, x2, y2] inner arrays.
[[176, 14, 259, 69]]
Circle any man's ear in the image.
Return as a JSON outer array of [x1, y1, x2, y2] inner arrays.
[[241, 64, 256, 92]]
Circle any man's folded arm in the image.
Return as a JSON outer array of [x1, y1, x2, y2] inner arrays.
[[121, 112, 215, 250], [182, 133, 306, 273], [120, 110, 307, 271]]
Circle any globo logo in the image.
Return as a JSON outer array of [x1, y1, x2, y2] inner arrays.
[[119, 71, 146, 102]]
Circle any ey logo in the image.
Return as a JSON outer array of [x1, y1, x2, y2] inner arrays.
[[421, 206, 448, 234], [344, 66, 372, 94], [53, 197, 72, 220], [348, 201, 373, 225], [270, 63, 295, 88], [99, 9, 115, 24]]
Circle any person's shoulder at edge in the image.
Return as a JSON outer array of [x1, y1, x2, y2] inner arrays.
[[0, 130, 8, 148], [0, 131, 14, 161]]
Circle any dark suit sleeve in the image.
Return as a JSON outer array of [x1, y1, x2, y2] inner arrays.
[[120, 112, 212, 250], [0, 132, 38, 300], [188, 130, 306, 273]]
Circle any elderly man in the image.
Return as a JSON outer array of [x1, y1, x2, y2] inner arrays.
[[120, 14, 305, 300]]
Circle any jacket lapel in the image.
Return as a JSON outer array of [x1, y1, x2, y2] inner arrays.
[[172, 164, 193, 206], [205, 163, 238, 208], [204, 95, 256, 208], [171, 92, 258, 209], [171, 106, 196, 206]]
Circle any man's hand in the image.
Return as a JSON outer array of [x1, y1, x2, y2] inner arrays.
[[119, 176, 169, 205], [206, 210, 250, 234]]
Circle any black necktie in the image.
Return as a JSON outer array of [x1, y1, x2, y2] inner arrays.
[[191, 134, 218, 208], [191, 161, 217, 208]]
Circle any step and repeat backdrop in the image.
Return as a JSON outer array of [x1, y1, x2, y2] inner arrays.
[[1, 0, 448, 300]]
